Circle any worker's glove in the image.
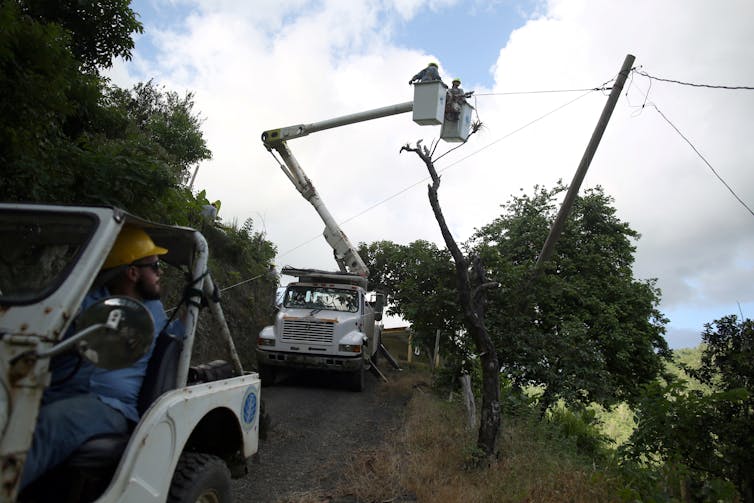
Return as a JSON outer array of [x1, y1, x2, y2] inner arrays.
[[408, 80, 413, 85]]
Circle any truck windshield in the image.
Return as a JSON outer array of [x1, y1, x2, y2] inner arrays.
[[0, 211, 96, 304], [283, 286, 359, 313]]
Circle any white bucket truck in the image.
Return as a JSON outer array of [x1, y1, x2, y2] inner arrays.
[[257, 79, 471, 390]]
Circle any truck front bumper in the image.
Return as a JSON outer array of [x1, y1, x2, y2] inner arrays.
[[256, 349, 363, 372]]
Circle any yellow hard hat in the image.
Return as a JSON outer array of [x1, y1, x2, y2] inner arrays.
[[452, 78, 461, 84], [428, 62, 438, 68], [103, 226, 168, 269]]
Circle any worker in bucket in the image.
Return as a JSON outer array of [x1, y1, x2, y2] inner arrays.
[[409, 62, 441, 84], [20, 226, 170, 492], [446, 78, 474, 121]]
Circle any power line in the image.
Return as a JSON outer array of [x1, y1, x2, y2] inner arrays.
[[219, 273, 267, 293], [649, 103, 754, 217], [236, 83, 609, 287], [282, 88, 599, 254], [635, 70, 754, 90], [475, 86, 612, 96]]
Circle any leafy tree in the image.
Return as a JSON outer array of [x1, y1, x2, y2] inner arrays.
[[19, 0, 142, 70], [0, 7, 209, 226], [358, 239, 461, 353], [471, 183, 670, 412], [0, 1, 82, 197], [102, 81, 212, 186], [0, 0, 277, 371], [624, 316, 753, 501]]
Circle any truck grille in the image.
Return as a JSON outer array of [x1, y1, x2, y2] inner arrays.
[[282, 319, 335, 344]]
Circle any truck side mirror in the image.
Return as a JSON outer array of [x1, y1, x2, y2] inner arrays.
[[373, 293, 385, 321]]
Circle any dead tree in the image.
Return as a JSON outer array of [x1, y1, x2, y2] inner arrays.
[[400, 131, 501, 460]]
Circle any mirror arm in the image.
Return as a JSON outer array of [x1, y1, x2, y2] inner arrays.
[[38, 309, 122, 360]]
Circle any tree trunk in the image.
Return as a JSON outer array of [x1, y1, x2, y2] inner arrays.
[[401, 141, 500, 458]]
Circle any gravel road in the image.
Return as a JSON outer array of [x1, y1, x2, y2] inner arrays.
[[231, 367, 409, 502]]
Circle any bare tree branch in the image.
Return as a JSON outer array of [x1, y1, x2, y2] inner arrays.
[[400, 128, 500, 461]]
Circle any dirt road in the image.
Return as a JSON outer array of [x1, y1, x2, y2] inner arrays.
[[231, 368, 409, 502]]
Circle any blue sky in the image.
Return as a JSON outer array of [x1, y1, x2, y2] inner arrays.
[[391, 2, 533, 87], [115, 0, 754, 349]]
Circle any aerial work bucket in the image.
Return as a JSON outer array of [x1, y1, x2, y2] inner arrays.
[[412, 80, 447, 125], [440, 102, 473, 142]]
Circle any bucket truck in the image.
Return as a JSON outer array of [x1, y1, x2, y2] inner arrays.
[[256, 80, 473, 391]]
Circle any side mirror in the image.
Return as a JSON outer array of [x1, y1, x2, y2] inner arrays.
[[35, 296, 154, 370], [374, 293, 385, 321], [75, 296, 154, 369], [10, 296, 154, 383]]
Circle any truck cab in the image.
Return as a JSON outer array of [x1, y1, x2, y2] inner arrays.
[[257, 268, 383, 391]]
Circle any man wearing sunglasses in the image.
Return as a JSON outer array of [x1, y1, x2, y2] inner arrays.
[[20, 226, 170, 491]]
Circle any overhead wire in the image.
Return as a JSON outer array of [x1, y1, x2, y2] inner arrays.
[[649, 103, 754, 217], [634, 69, 754, 90], [226, 70, 754, 292], [280, 85, 602, 255], [626, 72, 754, 217], [474, 86, 612, 96]]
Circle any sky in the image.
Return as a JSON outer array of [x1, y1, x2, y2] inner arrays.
[[111, 0, 754, 349]]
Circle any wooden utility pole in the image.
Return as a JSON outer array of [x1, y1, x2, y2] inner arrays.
[[534, 54, 635, 274]]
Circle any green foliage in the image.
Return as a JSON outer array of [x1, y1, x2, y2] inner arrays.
[[546, 405, 611, 460], [470, 183, 670, 412], [194, 219, 278, 369], [624, 316, 754, 502], [108, 81, 212, 183], [0, 0, 277, 370], [359, 240, 464, 356], [0, 4, 211, 227], [0, 1, 80, 195], [20, 0, 142, 70], [692, 316, 754, 392]]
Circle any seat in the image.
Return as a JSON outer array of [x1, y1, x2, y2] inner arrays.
[[21, 333, 184, 503]]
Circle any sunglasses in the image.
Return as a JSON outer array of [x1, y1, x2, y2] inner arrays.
[[131, 261, 162, 273]]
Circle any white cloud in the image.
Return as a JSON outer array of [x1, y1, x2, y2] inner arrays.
[[111, 0, 754, 346]]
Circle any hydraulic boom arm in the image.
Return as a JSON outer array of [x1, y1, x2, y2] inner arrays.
[[262, 101, 413, 276]]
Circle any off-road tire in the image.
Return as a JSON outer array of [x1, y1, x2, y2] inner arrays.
[[258, 363, 276, 387], [168, 452, 231, 503]]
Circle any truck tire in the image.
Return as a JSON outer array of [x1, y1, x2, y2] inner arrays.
[[168, 452, 231, 503], [258, 363, 276, 387], [348, 365, 365, 392]]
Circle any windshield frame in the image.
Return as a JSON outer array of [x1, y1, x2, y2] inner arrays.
[[0, 210, 98, 306]]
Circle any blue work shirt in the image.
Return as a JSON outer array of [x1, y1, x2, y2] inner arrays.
[[47, 288, 168, 423]]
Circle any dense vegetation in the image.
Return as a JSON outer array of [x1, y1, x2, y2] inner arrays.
[[0, 0, 276, 367], [360, 185, 753, 501], [336, 332, 753, 502], [361, 184, 671, 414]]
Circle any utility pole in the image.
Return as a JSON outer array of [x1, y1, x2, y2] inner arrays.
[[534, 53, 635, 274]]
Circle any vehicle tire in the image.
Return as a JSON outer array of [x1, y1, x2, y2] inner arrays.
[[348, 365, 365, 392], [168, 452, 231, 503], [258, 363, 276, 387]]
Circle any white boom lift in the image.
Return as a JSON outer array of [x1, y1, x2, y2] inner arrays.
[[256, 80, 473, 390]]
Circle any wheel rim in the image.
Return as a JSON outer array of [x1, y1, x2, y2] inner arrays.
[[196, 489, 220, 503]]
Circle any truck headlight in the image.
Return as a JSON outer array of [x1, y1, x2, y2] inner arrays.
[[339, 344, 361, 353], [257, 337, 275, 347]]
